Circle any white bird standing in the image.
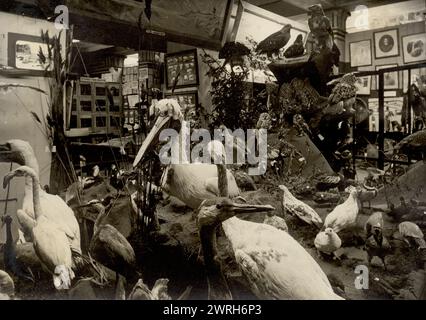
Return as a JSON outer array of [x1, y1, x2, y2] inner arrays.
[[324, 186, 360, 233], [0, 140, 81, 254], [314, 228, 342, 258], [3, 166, 75, 290], [133, 99, 240, 209], [197, 141, 343, 300]]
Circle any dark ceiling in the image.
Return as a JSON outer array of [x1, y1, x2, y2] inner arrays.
[[246, 0, 409, 17]]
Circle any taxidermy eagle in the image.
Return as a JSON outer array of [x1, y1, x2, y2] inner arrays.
[[256, 24, 292, 59], [284, 34, 305, 58]]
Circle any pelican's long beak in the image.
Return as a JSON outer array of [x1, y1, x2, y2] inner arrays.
[[218, 202, 275, 223], [133, 115, 173, 168]]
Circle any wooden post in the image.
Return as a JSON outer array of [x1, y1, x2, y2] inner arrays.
[[378, 72, 385, 170]]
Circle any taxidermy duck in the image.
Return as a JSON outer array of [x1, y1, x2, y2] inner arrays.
[[324, 186, 360, 233], [278, 185, 322, 228], [3, 166, 75, 290], [197, 141, 343, 300], [314, 228, 342, 259], [133, 99, 240, 209], [0, 140, 81, 254]]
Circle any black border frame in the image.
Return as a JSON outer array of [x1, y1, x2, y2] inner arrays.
[[401, 32, 426, 64], [373, 28, 400, 59], [349, 39, 373, 68], [165, 49, 200, 90]]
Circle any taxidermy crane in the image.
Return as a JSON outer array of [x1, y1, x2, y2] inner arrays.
[[255, 24, 292, 59], [197, 141, 343, 300], [0, 140, 81, 254], [3, 166, 75, 290], [133, 99, 240, 209]]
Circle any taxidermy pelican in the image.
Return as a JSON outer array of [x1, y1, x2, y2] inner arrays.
[[133, 99, 240, 209], [3, 166, 75, 290], [197, 141, 343, 300], [0, 140, 81, 254]]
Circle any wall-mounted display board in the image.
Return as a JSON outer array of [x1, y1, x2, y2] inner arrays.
[[402, 33, 426, 64], [368, 97, 404, 132], [66, 0, 232, 50], [166, 91, 198, 117], [165, 50, 199, 89]]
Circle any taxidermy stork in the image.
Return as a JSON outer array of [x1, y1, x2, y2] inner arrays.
[[197, 141, 343, 300], [133, 99, 240, 209], [0, 139, 81, 254], [3, 166, 75, 290]]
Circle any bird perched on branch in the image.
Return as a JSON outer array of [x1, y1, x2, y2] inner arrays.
[[308, 4, 333, 51], [284, 34, 305, 58], [256, 24, 292, 59]]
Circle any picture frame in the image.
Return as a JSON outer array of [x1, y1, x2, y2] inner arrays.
[[349, 40, 372, 68], [376, 64, 399, 90], [7, 32, 50, 77], [374, 29, 399, 59], [165, 49, 199, 90], [165, 91, 199, 118], [355, 76, 371, 95], [402, 33, 426, 64]]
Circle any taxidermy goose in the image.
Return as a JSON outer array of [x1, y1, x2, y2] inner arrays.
[[0, 139, 81, 254], [197, 141, 343, 300], [133, 99, 240, 209], [3, 166, 75, 290]]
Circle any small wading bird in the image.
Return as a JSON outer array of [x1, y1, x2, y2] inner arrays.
[[0, 140, 81, 254], [133, 99, 240, 209], [197, 141, 343, 300], [255, 24, 292, 59], [4, 166, 75, 290]]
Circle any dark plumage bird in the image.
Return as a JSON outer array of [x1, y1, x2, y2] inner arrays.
[[219, 42, 250, 68], [256, 24, 292, 59], [284, 34, 305, 58], [1, 215, 33, 282], [328, 73, 358, 106]]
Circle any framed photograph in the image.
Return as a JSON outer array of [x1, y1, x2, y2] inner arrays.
[[402, 33, 426, 64], [7, 32, 51, 76], [374, 29, 399, 59], [165, 91, 198, 118], [355, 76, 371, 95], [165, 49, 199, 89], [376, 64, 399, 90], [350, 40, 372, 67]]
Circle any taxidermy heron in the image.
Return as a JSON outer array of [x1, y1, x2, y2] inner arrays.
[[0, 139, 81, 254], [197, 141, 343, 300], [3, 166, 75, 290], [133, 99, 240, 209]]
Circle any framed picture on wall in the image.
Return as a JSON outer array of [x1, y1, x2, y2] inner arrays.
[[165, 91, 198, 119], [374, 29, 399, 59], [165, 49, 199, 90], [402, 33, 426, 64], [349, 40, 372, 67], [376, 64, 399, 90], [355, 76, 371, 95], [7, 32, 51, 76]]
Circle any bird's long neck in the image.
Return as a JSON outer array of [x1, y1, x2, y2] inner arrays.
[[27, 171, 42, 220], [217, 164, 228, 197], [171, 120, 190, 164], [5, 221, 13, 245]]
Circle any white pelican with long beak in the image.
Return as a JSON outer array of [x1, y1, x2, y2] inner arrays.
[[197, 141, 343, 300], [3, 166, 75, 290], [0, 140, 81, 254], [133, 99, 240, 209]]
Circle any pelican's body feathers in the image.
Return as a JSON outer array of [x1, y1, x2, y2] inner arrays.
[[223, 218, 342, 300]]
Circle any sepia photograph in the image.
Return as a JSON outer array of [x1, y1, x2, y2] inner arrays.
[[1, 0, 426, 311]]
